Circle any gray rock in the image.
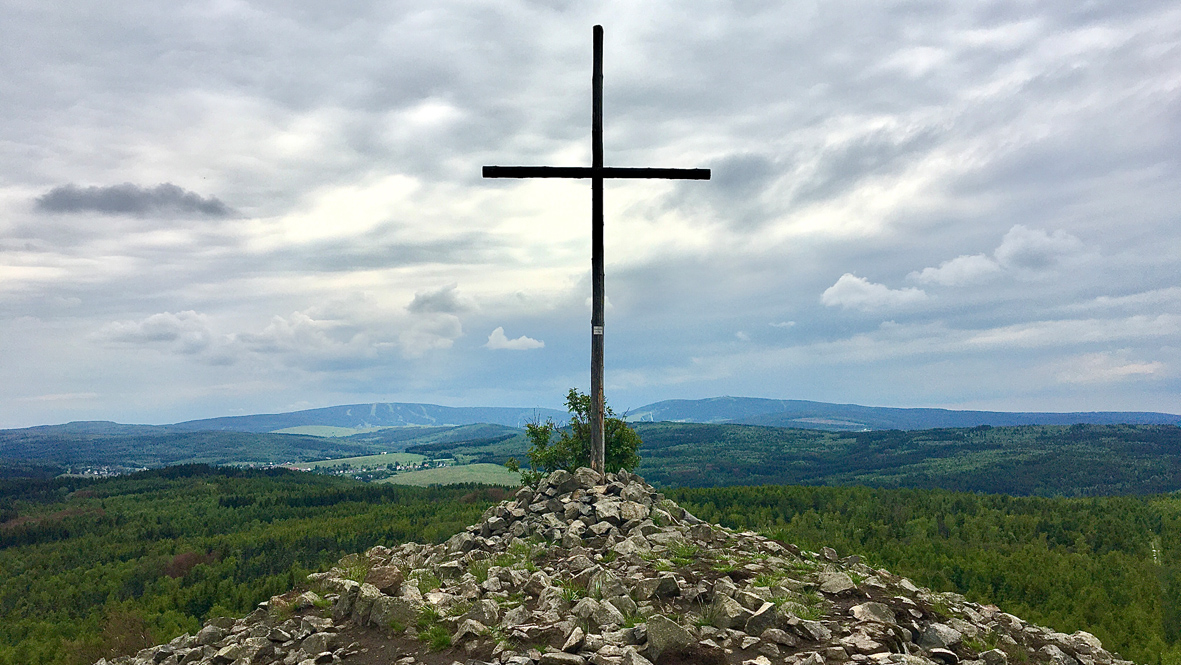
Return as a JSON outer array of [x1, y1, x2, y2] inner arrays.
[[351, 582, 380, 624], [525, 571, 552, 596], [563, 626, 586, 652], [1065, 632, 1104, 655], [573, 597, 602, 619], [464, 599, 501, 626], [453, 619, 488, 642], [574, 467, 601, 488], [712, 595, 753, 629], [850, 602, 896, 624], [299, 632, 336, 655], [211, 644, 241, 664], [331, 579, 360, 622], [981, 649, 1008, 665], [634, 575, 679, 600], [619, 502, 649, 522], [797, 619, 832, 642], [839, 632, 887, 655], [540, 653, 587, 665], [645, 614, 693, 661], [823, 646, 850, 662], [1039, 645, 1079, 665], [618, 652, 656, 665], [592, 599, 627, 627], [929, 648, 960, 665], [761, 628, 799, 647], [607, 594, 638, 618], [919, 623, 964, 650], [745, 602, 777, 636], [501, 604, 531, 628], [194, 626, 226, 647], [735, 590, 767, 611], [596, 500, 622, 524], [446, 531, 476, 554], [590, 570, 628, 599], [364, 565, 404, 594], [817, 572, 856, 595], [647, 531, 684, 547], [547, 470, 579, 495], [568, 555, 596, 574]]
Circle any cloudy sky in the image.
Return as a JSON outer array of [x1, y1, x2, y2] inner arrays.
[[2, 0, 1179, 428]]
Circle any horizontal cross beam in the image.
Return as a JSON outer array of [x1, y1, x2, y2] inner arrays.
[[483, 166, 710, 180]]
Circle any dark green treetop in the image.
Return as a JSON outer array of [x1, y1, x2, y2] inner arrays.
[[516, 389, 641, 479]]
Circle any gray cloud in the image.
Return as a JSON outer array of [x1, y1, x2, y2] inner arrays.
[[36, 183, 233, 217], [408, 283, 468, 314], [4, 2, 1181, 426]]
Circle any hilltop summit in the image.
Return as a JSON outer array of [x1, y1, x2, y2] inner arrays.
[[101, 469, 1132, 665]]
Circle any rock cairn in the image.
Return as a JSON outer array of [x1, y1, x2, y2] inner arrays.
[[101, 468, 1136, 665]]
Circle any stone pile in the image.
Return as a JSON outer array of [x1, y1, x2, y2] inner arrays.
[[98, 468, 1137, 665]]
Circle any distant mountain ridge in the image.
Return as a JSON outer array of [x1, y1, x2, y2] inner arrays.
[[626, 396, 1181, 430], [62, 397, 1181, 434], [170, 402, 568, 433]]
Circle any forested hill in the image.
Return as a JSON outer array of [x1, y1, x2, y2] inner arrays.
[[0, 424, 376, 468], [7, 420, 1181, 497], [632, 422, 1181, 495], [626, 396, 1181, 430], [422, 422, 1181, 496]]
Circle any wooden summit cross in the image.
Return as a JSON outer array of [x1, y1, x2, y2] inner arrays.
[[483, 25, 710, 475]]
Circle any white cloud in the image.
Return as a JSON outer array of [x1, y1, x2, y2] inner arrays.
[[910, 225, 1083, 286], [399, 315, 464, 357], [1056, 352, 1165, 384], [821, 274, 928, 311], [735, 331, 750, 341], [909, 254, 1001, 286], [485, 327, 544, 351], [994, 225, 1083, 271], [96, 311, 216, 355], [769, 321, 795, 328]]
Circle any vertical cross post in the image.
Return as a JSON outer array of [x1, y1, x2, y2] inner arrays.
[[590, 25, 606, 475], [482, 25, 709, 477]]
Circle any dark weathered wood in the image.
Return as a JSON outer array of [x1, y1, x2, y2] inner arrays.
[[482, 25, 710, 476], [590, 25, 605, 476], [483, 166, 710, 180]]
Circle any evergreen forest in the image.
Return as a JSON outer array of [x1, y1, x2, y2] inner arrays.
[[0, 467, 501, 665], [9, 448, 1181, 664]]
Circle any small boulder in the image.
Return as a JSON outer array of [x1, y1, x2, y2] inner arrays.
[[563, 626, 586, 652], [645, 614, 693, 662], [365, 565, 404, 594], [540, 653, 587, 665], [850, 602, 895, 624], [797, 619, 832, 642], [464, 599, 501, 626], [453, 619, 488, 642], [745, 602, 777, 636], [634, 575, 679, 600], [194, 625, 226, 647], [1038, 645, 1079, 665], [919, 623, 963, 650], [817, 572, 856, 595], [711, 595, 753, 629]]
